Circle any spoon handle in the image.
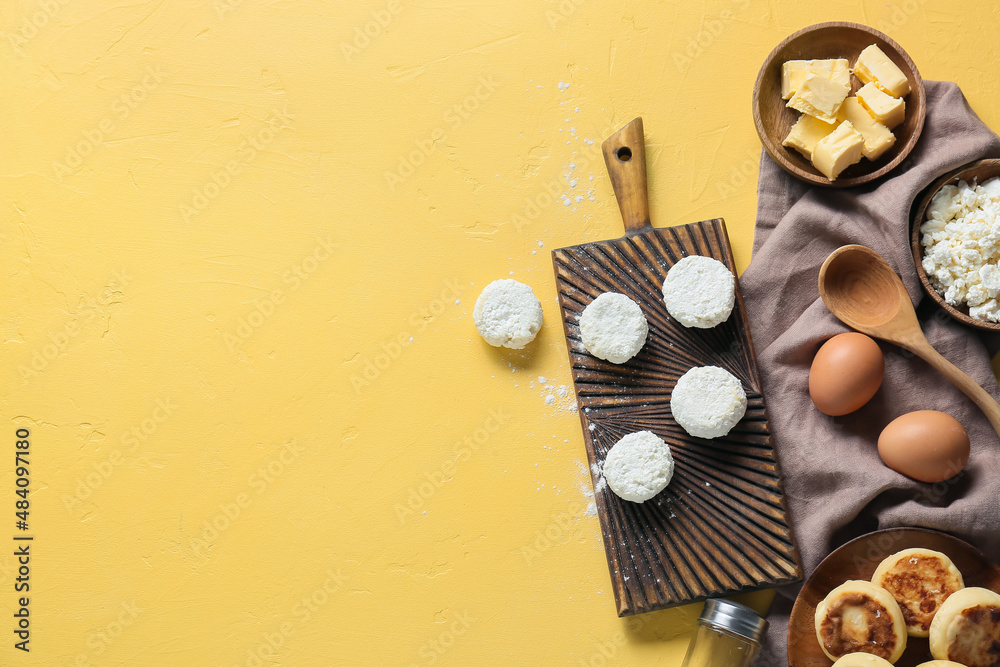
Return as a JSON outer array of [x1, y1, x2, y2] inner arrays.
[[906, 339, 1000, 437]]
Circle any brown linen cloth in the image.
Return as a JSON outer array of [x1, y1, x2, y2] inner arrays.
[[741, 80, 1000, 665]]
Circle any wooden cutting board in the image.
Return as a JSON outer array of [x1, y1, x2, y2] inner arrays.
[[551, 117, 802, 616]]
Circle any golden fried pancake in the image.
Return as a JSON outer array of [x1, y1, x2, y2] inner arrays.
[[815, 580, 908, 663], [872, 547, 965, 637], [832, 653, 894, 665], [916, 662, 968, 666], [929, 586, 1000, 667]]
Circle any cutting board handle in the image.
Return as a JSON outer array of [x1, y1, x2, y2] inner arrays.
[[602, 117, 651, 233]]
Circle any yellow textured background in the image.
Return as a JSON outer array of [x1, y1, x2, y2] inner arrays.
[[1, 0, 997, 664]]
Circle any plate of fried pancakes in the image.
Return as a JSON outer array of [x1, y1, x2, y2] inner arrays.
[[788, 528, 1000, 666]]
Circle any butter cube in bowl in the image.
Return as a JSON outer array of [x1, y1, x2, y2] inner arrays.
[[911, 158, 1000, 332], [753, 22, 925, 187]]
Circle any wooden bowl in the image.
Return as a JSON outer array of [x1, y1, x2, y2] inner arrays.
[[753, 22, 926, 188], [787, 527, 1000, 666], [911, 158, 1000, 332]]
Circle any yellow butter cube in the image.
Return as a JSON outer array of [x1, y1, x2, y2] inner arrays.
[[853, 44, 911, 97], [781, 58, 851, 99], [786, 73, 849, 123], [838, 97, 896, 160], [856, 82, 905, 129], [782, 114, 837, 160], [812, 120, 864, 181]]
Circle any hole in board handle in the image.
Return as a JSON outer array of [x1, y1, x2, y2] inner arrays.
[[616, 147, 632, 162]]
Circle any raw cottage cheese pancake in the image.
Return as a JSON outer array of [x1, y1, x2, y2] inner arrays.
[[578, 292, 648, 364], [669, 366, 747, 439], [602, 430, 674, 503], [473, 279, 543, 349], [661, 255, 735, 328], [872, 548, 964, 637]]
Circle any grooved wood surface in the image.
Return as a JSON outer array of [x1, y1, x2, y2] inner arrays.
[[552, 218, 803, 616]]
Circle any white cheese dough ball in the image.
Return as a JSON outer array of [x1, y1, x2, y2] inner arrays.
[[602, 430, 674, 503], [670, 366, 747, 439], [662, 255, 735, 328], [473, 279, 543, 349], [579, 292, 648, 364]]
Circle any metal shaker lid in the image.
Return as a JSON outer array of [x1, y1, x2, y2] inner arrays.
[[699, 599, 768, 644]]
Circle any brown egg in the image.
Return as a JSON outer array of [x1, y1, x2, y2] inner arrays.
[[809, 332, 884, 416], [878, 410, 970, 483]]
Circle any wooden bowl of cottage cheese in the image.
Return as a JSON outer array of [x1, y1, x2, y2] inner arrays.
[[911, 158, 1000, 332]]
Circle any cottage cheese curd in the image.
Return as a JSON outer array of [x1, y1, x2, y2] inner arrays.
[[920, 177, 1000, 322]]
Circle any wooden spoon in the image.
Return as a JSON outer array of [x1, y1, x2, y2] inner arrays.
[[818, 244, 1000, 436]]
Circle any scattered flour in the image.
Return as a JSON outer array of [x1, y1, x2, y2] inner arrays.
[[531, 376, 578, 414], [543, 384, 576, 413], [574, 460, 602, 516], [590, 462, 607, 494]]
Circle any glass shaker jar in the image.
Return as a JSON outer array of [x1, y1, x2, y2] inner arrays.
[[680, 599, 768, 667]]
